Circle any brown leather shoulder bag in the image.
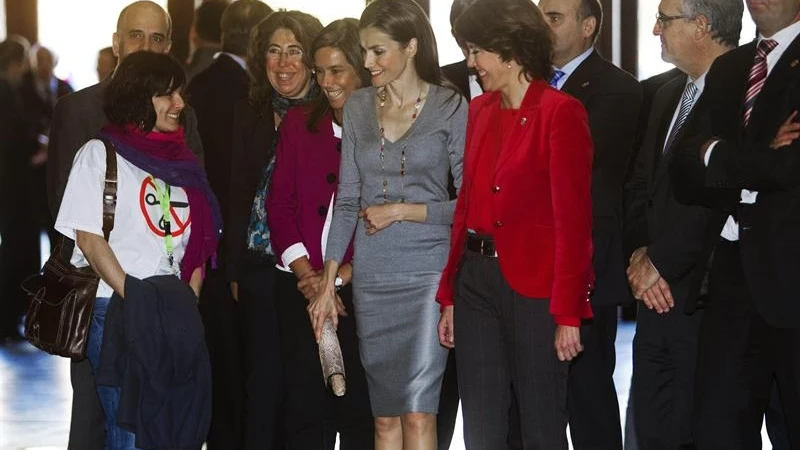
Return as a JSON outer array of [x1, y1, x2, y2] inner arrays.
[[21, 139, 118, 359]]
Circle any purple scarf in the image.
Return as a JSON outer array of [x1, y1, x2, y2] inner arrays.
[[99, 123, 222, 282]]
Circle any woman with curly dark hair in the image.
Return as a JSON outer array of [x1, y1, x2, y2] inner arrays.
[[55, 51, 220, 449], [225, 9, 323, 447], [435, 0, 594, 448]]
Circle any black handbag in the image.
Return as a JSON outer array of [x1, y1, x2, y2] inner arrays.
[[21, 139, 118, 359]]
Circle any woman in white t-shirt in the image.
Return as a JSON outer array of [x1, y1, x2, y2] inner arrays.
[[55, 51, 221, 450]]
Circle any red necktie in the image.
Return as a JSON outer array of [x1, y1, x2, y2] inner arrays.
[[742, 39, 778, 126]]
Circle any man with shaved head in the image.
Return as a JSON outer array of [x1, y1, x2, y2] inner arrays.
[[47, 2, 203, 448]]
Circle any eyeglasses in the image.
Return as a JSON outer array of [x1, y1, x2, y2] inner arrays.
[[655, 12, 690, 26], [266, 47, 304, 61]]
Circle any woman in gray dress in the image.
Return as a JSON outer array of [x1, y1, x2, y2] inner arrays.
[[308, 0, 466, 448]]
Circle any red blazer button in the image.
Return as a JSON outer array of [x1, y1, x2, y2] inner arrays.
[[492, 185, 500, 193], [494, 220, 503, 227]]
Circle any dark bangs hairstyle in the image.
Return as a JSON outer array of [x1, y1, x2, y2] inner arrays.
[[306, 18, 370, 132], [246, 10, 324, 118], [455, 0, 553, 82], [104, 51, 187, 131]]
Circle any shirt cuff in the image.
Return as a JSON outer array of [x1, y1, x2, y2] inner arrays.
[[703, 140, 720, 166], [553, 314, 581, 327], [280, 242, 310, 268]]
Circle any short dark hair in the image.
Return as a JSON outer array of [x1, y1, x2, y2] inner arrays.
[[450, 0, 480, 27], [455, 0, 553, 82], [307, 18, 370, 132], [359, 0, 446, 87], [220, 0, 272, 55], [246, 11, 323, 117], [194, 0, 228, 44], [0, 36, 29, 74], [578, 0, 603, 45], [104, 51, 187, 131]]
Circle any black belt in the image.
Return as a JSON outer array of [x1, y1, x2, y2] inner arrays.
[[466, 233, 497, 257]]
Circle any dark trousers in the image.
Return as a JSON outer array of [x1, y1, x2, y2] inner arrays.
[[437, 350, 459, 450], [200, 267, 246, 450], [455, 250, 568, 450], [632, 298, 703, 449], [238, 258, 282, 450], [693, 240, 800, 449], [274, 269, 374, 450], [568, 304, 623, 450], [67, 358, 106, 449]]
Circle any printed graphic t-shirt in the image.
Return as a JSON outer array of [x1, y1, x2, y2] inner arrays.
[[55, 139, 192, 298]]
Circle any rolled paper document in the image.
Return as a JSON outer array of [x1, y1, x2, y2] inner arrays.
[[319, 318, 346, 396]]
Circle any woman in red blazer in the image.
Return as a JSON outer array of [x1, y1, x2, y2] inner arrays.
[[435, 0, 594, 448]]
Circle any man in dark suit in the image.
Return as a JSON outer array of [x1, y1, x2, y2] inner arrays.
[[538, 1, 642, 448], [0, 36, 29, 342], [19, 46, 73, 245], [186, 0, 229, 81], [670, 0, 800, 447], [623, 0, 740, 447], [185, 1, 271, 448], [47, 2, 203, 449]]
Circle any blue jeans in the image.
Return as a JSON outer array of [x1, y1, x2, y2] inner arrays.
[[86, 297, 141, 450]]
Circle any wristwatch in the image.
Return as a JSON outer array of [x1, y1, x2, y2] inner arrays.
[[334, 275, 344, 291]]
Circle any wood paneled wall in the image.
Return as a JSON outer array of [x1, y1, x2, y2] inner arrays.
[[4, 0, 37, 44]]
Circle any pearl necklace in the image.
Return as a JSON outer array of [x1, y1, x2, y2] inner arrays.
[[378, 86, 423, 203]]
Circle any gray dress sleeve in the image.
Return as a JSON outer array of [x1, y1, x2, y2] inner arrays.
[[324, 98, 361, 264], [423, 92, 467, 225]]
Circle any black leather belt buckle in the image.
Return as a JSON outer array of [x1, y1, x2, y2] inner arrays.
[[466, 233, 497, 257]]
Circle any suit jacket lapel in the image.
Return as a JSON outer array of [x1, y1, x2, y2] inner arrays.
[[561, 51, 600, 101], [651, 76, 687, 187], [493, 82, 547, 175]]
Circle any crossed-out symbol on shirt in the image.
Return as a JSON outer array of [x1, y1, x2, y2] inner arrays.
[[138, 177, 191, 237]]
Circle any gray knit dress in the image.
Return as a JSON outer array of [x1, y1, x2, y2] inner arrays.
[[325, 84, 467, 416]]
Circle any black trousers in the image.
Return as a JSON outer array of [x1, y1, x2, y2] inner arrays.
[[274, 269, 374, 450], [200, 266, 247, 450], [455, 250, 568, 450], [632, 297, 703, 449], [437, 349, 459, 450], [568, 304, 623, 450], [238, 258, 283, 450], [693, 240, 800, 449], [67, 358, 106, 449]]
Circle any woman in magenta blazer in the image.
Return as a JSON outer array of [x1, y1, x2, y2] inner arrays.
[[266, 19, 374, 450], [435, 0, 594, 448]]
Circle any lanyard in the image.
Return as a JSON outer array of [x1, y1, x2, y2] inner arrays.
[[149, 175, 175, 270]]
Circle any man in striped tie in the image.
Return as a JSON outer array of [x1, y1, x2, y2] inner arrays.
[[669, 0, 800, 448], [623, 0, 740, 447]]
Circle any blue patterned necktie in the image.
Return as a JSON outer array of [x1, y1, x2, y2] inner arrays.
[[663, 81, 698, 154], [550, 69, 566, 88]]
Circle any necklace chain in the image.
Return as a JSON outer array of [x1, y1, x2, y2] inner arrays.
[[378, 86, 423, 203]]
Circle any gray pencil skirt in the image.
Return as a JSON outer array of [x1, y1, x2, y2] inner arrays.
[[351, 270, 449, 416]]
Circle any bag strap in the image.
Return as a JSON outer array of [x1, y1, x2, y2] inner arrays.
[[100, 138, 118, 242]]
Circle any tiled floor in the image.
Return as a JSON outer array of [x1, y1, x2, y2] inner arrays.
[[0, 322, 770, 450]]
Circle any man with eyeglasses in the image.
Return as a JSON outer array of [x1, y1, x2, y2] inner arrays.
[[47, 2, 203, 449], [669, 0, 800, 448], [624, 0, 741, 447], [537, 0, 642, 449]]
